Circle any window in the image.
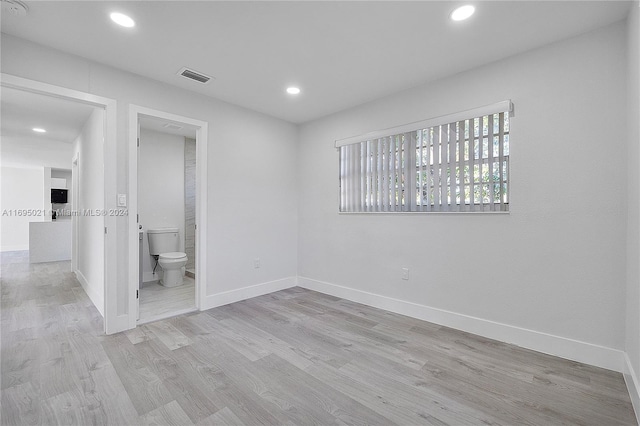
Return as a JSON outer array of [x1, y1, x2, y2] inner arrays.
[[337, 101, 512, 213]]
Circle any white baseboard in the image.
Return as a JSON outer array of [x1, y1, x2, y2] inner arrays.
[[202, 276, 297, 310], [1, 245, 29, 252], [75, 269, 104, 317], [298, 277, 625, 373], [624, 353, 640, 422]]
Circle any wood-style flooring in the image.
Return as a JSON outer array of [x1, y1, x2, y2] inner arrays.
[[1, 251, 637, 425], [139, 277, 195, 323]]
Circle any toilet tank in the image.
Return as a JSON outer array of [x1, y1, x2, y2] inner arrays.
[[147, 228, 179, 255]]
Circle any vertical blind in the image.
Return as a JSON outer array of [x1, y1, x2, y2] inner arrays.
[[337, 101, 512, 213]]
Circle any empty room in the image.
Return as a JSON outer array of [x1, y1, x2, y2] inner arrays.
[[1, 1, 639, 425]]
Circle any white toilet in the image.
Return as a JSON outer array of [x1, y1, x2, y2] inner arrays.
[[147, 228, 188, 287]]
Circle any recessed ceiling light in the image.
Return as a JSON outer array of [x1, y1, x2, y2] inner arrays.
[[450, 5, 475, 21], [110, 12, 135, 28], [2, 0, 28, 17], [286, 87, 301, 95], [32, 128, 46, 133]]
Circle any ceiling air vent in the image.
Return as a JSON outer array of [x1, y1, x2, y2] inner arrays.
[[178, 67, 212, 84], [163, 123, 183, 131]]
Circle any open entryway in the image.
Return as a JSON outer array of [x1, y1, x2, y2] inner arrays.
[[128, 106, 208, 327], [1, 73, 118, 334]]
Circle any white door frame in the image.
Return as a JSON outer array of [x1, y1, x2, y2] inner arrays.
[[1, 73, 118, 334], [71, 154, 79, 273], [128, 105, 208, 329]]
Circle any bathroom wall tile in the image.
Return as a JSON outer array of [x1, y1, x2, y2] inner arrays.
[[184, 138, 196, 271]]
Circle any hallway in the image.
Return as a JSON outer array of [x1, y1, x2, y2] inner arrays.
[[0, 251, 121, 424]]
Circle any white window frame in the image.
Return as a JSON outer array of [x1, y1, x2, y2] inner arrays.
[[336, 101, 513, 213]]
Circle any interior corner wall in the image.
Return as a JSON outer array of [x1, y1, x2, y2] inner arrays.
[[73, 108, 105, 315], [0, 166, 45, 251], [138, 128, 185, 283], [625, 2, 640, 411], [298, 22, 627, 365], [1, 34, 298, 325]]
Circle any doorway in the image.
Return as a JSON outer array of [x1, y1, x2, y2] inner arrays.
[[128, 106, 208, 327], [1, 73, 118, 333]]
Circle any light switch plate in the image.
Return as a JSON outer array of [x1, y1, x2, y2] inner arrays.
[[117, 194, 127, 207]]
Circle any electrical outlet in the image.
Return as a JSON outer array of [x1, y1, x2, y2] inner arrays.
[[254, 258, 261, 269], [401, 268, 410, 280]]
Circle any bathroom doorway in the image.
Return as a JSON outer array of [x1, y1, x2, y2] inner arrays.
[[128, 106, 208, 326]]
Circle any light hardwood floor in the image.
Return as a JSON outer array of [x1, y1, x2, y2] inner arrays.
[[139, 277, 195, 323], [1, 251, 637, 425]]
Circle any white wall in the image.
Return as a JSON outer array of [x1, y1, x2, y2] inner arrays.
[[43, 167, 52, 223], [298, 23, 627, 368], [1, 34, 298, 322], [625, 2, 640, 414], [73, 108, 105, 315], [0, 166, 44, 251], [139, 128, 185, 282], [0, 166, 72, 249], [1, 135, 73, 170], [0, 136, 73, 249]]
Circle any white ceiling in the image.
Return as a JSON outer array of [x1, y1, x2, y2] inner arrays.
[[1, 1, 632, 123], [1, 86, 97, 143]]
